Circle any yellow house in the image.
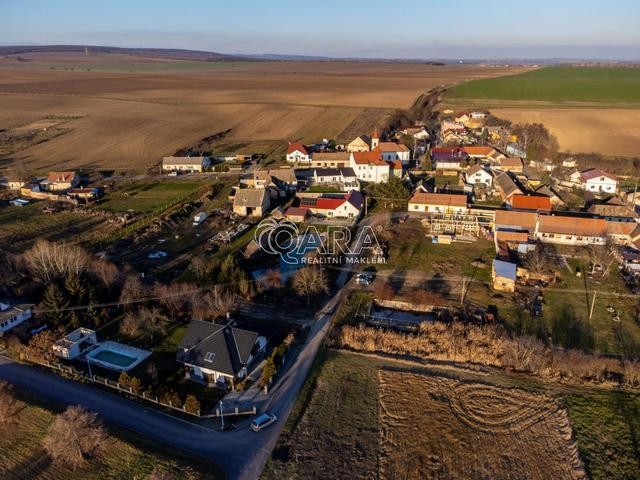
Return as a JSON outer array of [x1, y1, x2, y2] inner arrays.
[[346, 135, 372, 153]]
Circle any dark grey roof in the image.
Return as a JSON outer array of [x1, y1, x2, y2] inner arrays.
[[315, 168, 341, 177], [178, 320, 259, 377]]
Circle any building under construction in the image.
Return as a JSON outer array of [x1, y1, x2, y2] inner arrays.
[[422, 209, 494, 236]]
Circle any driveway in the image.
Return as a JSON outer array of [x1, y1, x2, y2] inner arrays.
[[0, 291, 343, 480]]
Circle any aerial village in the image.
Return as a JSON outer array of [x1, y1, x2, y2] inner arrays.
[[1, 106, 640, 432]]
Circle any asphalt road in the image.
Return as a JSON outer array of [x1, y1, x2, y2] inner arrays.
[[0, 293, 341, 480]]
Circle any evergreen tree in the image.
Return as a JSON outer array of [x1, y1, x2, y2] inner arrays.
[[41, 283, 69, 327]]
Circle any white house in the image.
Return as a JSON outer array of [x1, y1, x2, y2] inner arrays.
[[349, 151, 391, 183], [53, 328, 98, 359], [408, 192, 468, 214], [535, 215, 607, 246], [286, 142, 312, 163], [0, 301, 32, 334], [162, 156, 211, 173], [178, 321, 266, 388], [299, 190, 364, 219], [312, 168, 359, 191], [378, 142, 411, 165], [465, 164, 493, 187], [578, 168, 618, 193]]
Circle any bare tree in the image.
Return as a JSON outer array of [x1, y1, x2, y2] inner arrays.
[[0, 380, 19, 424], [24, 240, 90, 282], [292, 266, 329, 305], [120, 307, 168, 343], [523, 242, 553, 278], [43, 405, 107, 469], [200, 286, 238, 320], [89, 259, 120, 291], [154, 283, 196, 319], [119, 274, 147, 309], [588, 238, 617, 277]]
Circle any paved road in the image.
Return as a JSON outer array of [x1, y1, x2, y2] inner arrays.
[[0, 292, 343, 480]]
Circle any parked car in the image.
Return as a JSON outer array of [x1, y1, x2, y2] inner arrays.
[[147, 251, 168, 259], [167, 171, 179, 177], [251, 413, 277, 432]]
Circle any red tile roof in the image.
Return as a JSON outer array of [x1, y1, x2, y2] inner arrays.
[[462, 146, 494, 156], [494, 210, 538, 231], [47, 171, 76, 182], [287, 142, 309, 155], [351, 149, 387, 166], [511, 195, 552, 212], [538, 215, 607, 237]]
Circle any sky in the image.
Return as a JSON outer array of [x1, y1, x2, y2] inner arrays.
[[1, 0, 639, 60]]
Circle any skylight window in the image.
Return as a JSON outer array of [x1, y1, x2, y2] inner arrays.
[[204, 352, 216, 362]]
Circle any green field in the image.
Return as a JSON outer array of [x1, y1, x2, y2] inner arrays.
[[96, 180, 210, 214], [447, 67, 640, 106]]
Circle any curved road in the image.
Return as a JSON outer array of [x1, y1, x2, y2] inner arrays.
[[0, 294, 340, 480]]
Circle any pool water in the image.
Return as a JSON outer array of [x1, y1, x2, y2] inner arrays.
[[91, 349, 136, 367]]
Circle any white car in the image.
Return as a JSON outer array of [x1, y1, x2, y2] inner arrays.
[[251, 413, 277, 432], [147, 250, 168, 259], [167, 171, 179, 177]]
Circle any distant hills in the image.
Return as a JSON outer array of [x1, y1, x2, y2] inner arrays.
[[0, 45, 636, 66], [0, 45, 246, 62]]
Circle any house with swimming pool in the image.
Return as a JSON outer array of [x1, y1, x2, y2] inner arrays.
[[53, 327, 151, 372], [177, 320, 267, 388]]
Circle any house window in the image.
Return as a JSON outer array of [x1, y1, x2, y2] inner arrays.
[[204, 352, 216, 363]]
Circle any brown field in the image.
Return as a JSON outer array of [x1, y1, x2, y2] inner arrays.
[[491, 108, 640, 156], [0, 53, 520, 171], [379, 370, 586, 480]]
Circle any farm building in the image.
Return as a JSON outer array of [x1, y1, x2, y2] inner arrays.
[[178, 321, 266, 388], [233, 188, 270, 217], [536, 215, 607, 246], [284, 206, 310, 223], [587, 199, 639, 222], [162, 156, 211, 173]]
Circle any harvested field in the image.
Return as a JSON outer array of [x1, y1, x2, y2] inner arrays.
[[0, 54, 521, 171], [378, 370, 585, 480], [490, 108, 640, 157]]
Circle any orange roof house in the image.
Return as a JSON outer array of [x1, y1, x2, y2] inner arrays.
[[510, 194, 552, 212]]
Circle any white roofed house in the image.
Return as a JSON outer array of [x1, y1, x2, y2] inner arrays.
[[178, 320, 267, 388], [162, 156, 211, 173]]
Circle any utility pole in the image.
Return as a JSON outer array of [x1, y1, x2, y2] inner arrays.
[[589, 290, 597, 320]]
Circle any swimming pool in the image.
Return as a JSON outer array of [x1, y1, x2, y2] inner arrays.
[[91, 350, 137, 367], [86, 341, 151, 372]]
